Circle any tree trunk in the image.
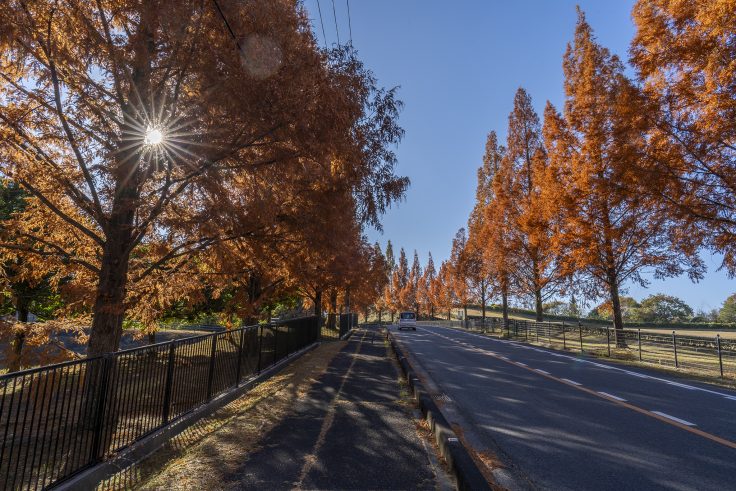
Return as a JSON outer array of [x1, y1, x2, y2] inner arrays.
[[481, 282, 486, 328], [328, 289, 337, 332], [463, 304, 468, 328], [88, 232, 134, 355], [608, 274, 627, 348], [502, 288, 509, 325], [314, 289, 322, 317], [378, 310, 382, 323], [535, 288, 543, 322], [8, 301, 29, 372]]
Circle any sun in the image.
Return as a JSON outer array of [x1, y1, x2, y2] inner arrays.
[[144, 127, 164, 146]]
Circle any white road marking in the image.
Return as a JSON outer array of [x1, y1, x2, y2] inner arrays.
[[561, 378, 582, 386], [535, 369, 550, 375], [651, 411, 696, 426], [667, 382, 697, 390], [516, 362, 527, 366], [419, 325, 736, 400], [597, 391, 627, 402]]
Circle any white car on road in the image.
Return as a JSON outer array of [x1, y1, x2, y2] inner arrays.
[[398, 311, 417, 330]]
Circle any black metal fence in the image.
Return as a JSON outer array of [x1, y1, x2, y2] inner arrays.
[[442, 318, 736, 380], [320, 312, 358, 340], [339, 313, 358, 339], [0, 316, 320, 490]]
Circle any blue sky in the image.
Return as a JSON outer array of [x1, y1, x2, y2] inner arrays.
[[301, 0, 734, 312]]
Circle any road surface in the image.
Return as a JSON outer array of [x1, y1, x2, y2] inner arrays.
[[393, 323, 736, 490]]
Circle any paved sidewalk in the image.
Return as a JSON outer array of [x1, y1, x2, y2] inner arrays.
[[227, 325, 441, 490]]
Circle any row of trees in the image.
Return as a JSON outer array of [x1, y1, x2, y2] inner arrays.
[[588, 293, 736, 325], [0, 0, 403, 366], [428, 3, 736, 347]]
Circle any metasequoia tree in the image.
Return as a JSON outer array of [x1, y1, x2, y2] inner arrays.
[[543, 10, 703, 346], [504, 89, 565, 321], [434, 260, 455, 320], [418, 252, 436, 318], [0, 1, 406, 354], [381, 240, 397, 322], [483, 141, 514, 324], [466, 132, 504, 326], [399, 250, 421, 317], [389, 247, 409, 312], [630, 0, 736, 273], [449, 228, 471, 322]]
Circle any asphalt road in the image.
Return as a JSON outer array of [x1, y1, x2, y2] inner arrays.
[[393, 323, 736, 490]]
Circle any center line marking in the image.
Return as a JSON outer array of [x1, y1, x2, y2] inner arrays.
[[651, 411, 696, 426], [598, 391, 627, 402], [535, 369, 550, 375], [415, 325, 736, 450], [561, 378, 582, 386]]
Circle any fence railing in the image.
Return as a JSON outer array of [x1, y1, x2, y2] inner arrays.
[[339, 313, 358, 339], [446, 318, 736, 380], [0, 316, 320, 490]]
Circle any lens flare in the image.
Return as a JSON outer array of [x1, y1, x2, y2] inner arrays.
[[144, 127, 164, 146]]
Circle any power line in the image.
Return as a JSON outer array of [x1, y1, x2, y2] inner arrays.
[[316, 0, 327, 47], [331, 0, 340, 45], [211, 0, 242, 52], [346, 0, 353, 46]]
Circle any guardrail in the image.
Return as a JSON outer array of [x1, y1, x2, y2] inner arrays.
[[0, 316, 320, 490], [436, 318, 736, 380]]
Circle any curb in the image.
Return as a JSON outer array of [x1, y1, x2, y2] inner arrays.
[[387, 332, 493, 491], [54, 342, 319, 490]]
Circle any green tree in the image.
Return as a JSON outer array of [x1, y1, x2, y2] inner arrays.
[[589, 297, 640, 322], [637, 294, 693, 323], [718, 294, 736, 324]]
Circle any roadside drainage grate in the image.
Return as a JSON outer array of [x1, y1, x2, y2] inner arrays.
[[433, 393, 452, 403]]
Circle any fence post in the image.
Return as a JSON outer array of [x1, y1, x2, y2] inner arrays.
[[717, 334, 724, 378], [606, 328, 611, 356], [547, 321, 552, 346], [235, 328, 245, 386], [638, 329, 642, 361], [256, 325, 264, 373], [578, 321, 583, 353], [162, 342, 176, 424], [274, 325, 279, 361], [562, 322, 566, 350], [92, 354, 112, 462], [672, 331, 678, 368], [206, 334, 218, 400]]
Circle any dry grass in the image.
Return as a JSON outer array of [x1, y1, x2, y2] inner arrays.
[[471, 326, 736, 389], [98, 341, 345, 490]]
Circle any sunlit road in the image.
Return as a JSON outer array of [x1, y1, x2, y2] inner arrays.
[[393, 324, 736, 490]]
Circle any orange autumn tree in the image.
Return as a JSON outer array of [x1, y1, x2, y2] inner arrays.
[[400, 251, 422, 317], [543, 10, 703, 346], [482, 136, 514, 325], [433, 260, 456, 320], [504, 88, 566, 321], [418, 252, 437, 318], [0, 1, 406, 354], [630, 0, 736, 273], [464, 131, 506, 326], [449, 228, 471, 322]]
